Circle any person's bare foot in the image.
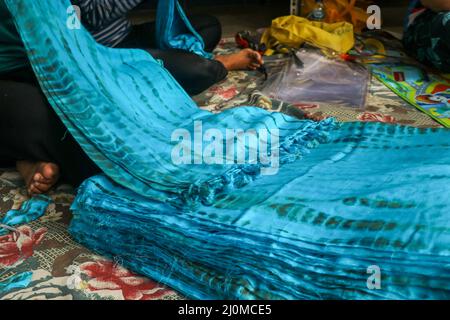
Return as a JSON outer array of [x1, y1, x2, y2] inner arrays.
[[16, 160, 60, 195], [215, 48, 264, 71]]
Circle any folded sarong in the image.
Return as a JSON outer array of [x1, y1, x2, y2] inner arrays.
[[5, 0, 450, 300], [71, 122, 450, 299]]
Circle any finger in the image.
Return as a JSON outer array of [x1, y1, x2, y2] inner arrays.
[[34, 173, 50, 183], [32, 181, 50, 193], [251, 52, 264, 65], [29, 185, 41, 196]]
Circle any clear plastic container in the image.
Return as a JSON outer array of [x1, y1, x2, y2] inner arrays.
[[261, 49, 370, 109]]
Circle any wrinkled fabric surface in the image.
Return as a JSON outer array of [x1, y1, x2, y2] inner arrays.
[[71, 122, 450, 300], [0, 43, 445, 300], [0, 195, 51, 235], [4, 0, 450, 300], [155, 0, 213, 59], [5, 0, 306, 203]]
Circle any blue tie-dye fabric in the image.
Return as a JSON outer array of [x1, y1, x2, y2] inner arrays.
[[0, 195, 51, 236], [5, 0, 450, 299], [155, 0, 214, 59]]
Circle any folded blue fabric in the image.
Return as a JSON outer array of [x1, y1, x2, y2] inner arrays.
[[5, 0, 450, 300], [71, 122, 450, 299]]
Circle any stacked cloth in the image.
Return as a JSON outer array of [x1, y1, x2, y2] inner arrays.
[[71, 121, 450, 300], [5, 0, 450, 299]]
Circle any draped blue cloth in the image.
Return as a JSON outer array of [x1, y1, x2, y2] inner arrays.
[[4, 0, 450, 299], [0, 0, 212, 74], [155, 0, 214, 59]]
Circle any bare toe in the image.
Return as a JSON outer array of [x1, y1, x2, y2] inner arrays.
[[29, 184, 41, 195], [41, 163, 59, 181], [20, 162, 60, 196], [32, 182, 51, 194], [34, 172, 49, 183]]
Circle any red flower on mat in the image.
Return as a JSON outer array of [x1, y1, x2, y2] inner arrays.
[[79, 260, 173, 300], [358, 112, 396, 123], [0, 226, 47, 267], [210, 86, 238, 100]]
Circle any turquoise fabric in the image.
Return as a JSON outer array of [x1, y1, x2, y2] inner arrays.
[[4, 0, 322, 203], [0, 272, 33, 295], [155, 0, 214, 59], [71, 123, 450, 300], [0, 195, 51, 236], [4, 0, 450, 299]]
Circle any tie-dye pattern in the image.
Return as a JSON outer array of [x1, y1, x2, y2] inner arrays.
[[4, 0, 450, 300], [70, 123, 450, 299]]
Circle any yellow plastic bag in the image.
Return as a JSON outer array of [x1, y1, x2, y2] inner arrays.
[[261, 16, 355, 56], [302, 0, 371, 32]]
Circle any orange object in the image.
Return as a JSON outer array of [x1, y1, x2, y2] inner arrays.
[[340, 53, 357, 61], [301, 0, 372, 32]]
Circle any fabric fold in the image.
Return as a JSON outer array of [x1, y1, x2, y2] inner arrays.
[[71, 122, 450, 299], [5, 0, 450, 300], [155, 0, 213, 59]]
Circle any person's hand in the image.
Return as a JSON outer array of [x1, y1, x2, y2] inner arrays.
[[248, 50, 264, 71], [215, 49, 265, 71]]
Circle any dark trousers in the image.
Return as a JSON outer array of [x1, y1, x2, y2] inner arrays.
[[0, 71, 101, 186], [0, 15, 225, 186], [117, 14, 228, 96]]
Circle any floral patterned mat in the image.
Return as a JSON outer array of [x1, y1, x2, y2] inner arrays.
[[0, 39, 443, 300]]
